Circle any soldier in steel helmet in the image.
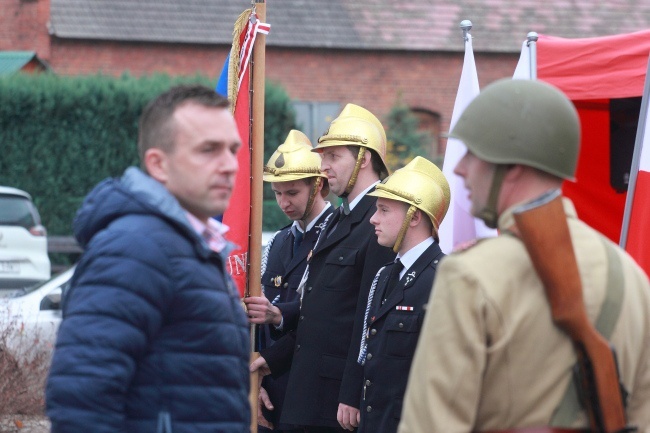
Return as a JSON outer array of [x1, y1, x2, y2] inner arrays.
[[356, 156, 449, 433], [244, 130, 333, 432], [398, 79, 650, 433], [251, 104, 396, 432]]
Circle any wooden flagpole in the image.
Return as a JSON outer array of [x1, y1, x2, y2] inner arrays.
[[249, 1, 266, 431]]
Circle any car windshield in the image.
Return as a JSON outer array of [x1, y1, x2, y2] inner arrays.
[[0, 195, 37, 229], [9, 269, 73, 298]]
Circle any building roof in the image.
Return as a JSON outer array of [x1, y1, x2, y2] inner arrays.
[[0, 51, 49, 75], [50, 0, 650, 53]]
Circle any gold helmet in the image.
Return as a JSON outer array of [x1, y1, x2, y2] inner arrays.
[[369, 156, 450, 252], [315, 104, 390, 196], [264, 130, 326, 182], [264, 130, 328, 221]]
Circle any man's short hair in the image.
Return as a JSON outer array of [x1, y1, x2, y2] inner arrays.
[[137, 85, 230, 164], [345, 145, 384, 177]]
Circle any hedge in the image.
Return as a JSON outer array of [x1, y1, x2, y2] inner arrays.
[[0, 73, 295, 235]]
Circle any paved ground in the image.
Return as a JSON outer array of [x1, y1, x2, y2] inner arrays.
[[0, 416, 49, 433]]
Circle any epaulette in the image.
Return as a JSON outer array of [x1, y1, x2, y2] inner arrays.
[[451, 238, 488, 253]]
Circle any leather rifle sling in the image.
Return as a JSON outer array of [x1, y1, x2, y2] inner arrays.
[[551, 238, 625, 427], [512, 191, 627, 433]]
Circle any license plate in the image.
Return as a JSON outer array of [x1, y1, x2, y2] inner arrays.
[[0, 261, 20, 274]]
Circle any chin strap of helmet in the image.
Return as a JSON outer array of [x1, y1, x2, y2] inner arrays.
[[341, 147, 367, 215], [393, 205, 417, 254], [478, 165, 509, 229], [300, 177, 322, 222]]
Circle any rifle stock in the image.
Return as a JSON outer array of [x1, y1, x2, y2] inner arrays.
[[512, 190, 627, 433]]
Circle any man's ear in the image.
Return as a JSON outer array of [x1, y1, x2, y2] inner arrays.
[[144, 148, 168, 184], [359, 148, 372, 169], [409, 208, 423, 228]]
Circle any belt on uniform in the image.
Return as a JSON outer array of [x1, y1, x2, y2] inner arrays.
[[477, 428, 591, 433]]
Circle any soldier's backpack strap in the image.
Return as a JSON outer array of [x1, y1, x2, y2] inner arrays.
[[551, 237, 625, 427]]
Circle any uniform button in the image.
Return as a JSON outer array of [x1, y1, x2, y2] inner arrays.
[[365, 380, 371, 386], [366, 406, 372, 413], [370, 328, 377, 336], [284, 282, 289, 288], [296, 344, 301, 351], [299, 315, 304, 321], [307, 286, 313, 292], [398, 322, 404, 329], [338, 256, 344, 261], [366, 353, 372, 360]]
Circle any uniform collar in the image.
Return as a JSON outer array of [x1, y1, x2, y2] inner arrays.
[[292, 201, 332, 235], [397, 237, 434, 278], [498, 196, 578, 231]]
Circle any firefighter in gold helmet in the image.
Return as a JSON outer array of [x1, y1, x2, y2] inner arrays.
[[399, 79, 650, 433], [252, 104, 396, 432], [244, 130, 333, 433], [355, 156, 449, 433]]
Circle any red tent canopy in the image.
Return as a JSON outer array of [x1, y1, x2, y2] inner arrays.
[[537, 30, 650, 242]]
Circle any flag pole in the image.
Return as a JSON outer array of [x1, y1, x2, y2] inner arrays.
[[249, 1, 266, 431], [460, 19, 472, 41], [619, 56, 650, 248], [527, 32, 538, 80]]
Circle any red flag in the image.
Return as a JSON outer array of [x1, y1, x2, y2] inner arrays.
[[221, 10, 270, 297]]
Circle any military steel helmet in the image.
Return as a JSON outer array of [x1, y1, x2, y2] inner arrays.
[[370, 156, 450, 235], [263, 130, 326, 182], [449, 78, 580, 180], [315, 104, 390, 179]]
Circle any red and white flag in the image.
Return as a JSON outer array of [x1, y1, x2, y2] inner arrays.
[[220, 10, 270, 297], [622, 62, 650, 276], [438, 33, 497, 254]]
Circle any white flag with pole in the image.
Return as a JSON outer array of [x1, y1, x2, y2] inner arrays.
[[620, 55, 650, 276], [438, 20, 497, 254], [513, 32, 538, 80]]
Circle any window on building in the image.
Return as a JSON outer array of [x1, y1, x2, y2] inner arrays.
[[292, 101, 341, 146]]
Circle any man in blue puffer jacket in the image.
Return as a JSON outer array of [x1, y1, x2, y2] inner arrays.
[[45, 85, 251, 433]]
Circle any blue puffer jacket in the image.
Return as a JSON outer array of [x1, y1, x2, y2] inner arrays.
[[46, 167, 251, 433]]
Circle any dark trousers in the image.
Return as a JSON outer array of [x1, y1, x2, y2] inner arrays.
[[258, 427, 303, 433]]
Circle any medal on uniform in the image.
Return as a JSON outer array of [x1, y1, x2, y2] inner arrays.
[[273, 276, 282, 287], [405, 271, 416, 284]]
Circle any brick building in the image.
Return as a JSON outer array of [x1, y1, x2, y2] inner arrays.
[[2, 0, 650, 158]]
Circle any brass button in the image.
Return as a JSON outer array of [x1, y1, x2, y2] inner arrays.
[[366, 406, 372, 413], [307, 286, 313, 292], [338, 256, 344, 261], [370, 328, 377, 336], [284, 282, 289, 288], [366, 353, 372, 360], [365, 380, 371, 386], [398, 322, 404, 329]]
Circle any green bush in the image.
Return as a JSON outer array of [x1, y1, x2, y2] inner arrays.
[[384, 101, 433, 171], [0, 73, 296, 236]]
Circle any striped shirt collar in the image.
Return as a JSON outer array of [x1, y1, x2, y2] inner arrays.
[[185, 212, 229, 253]]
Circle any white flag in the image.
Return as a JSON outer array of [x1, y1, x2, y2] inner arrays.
[[513, 40, 532, 79], [438, 35, 497, 254]]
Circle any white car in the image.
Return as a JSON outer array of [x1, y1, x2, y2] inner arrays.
[[0, 186, 51, 290], [0, 266, 72, 353]]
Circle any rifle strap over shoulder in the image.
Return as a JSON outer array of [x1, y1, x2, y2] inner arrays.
[[551, 237, 625, 426]]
